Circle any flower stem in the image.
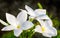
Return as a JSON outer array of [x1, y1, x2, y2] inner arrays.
[[37, 2, 43, 9]]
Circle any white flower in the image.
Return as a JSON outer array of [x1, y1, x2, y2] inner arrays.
[[1, 11, 34, 37], [25, 5, 53, 26], [34, 20, 57, 37], [25, 5, 57, 37]]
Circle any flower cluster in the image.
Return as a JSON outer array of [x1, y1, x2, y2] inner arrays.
[[0, 5, 57, 37]]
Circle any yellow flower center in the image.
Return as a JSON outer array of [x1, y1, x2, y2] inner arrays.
[[41, 26, 45, 32], [17, 25, 20, 29]]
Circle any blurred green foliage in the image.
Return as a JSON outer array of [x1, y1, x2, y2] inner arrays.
[[2, 31, 16, 38]]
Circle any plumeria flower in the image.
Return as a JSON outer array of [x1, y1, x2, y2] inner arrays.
[[0, 11, 34, 37], [34, 19, 57, 37], [25, 5, 53, 27], [25, 5, 57, 37]]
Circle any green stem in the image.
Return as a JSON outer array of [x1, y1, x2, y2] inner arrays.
[[29, 18, 34, 22], [37, 2, 43, 9]]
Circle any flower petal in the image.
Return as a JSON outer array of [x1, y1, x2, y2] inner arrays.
[[34, 9, 46, 16], [42, 33, 52, 37], [0, 19, 9, 26], [36, 17, 53, 26], [44, 19, 53, 26], [42, 27, 57, 37], [22, 21, 34, 30], [17, 10, 27, 24], [43, 26, 57, 36], [25, 5, 36, 17], [37, 15, 50, 19], [1, 25, 15, 31], [14, 29, 22, 37], [34, 25, 42, 33], [6, 13, 17, 26]]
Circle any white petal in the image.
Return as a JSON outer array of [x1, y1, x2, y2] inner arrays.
[[44, 19, 53, 26], [44, 26, 57, 36], [0, 19, 9, 26], [22, 21, 34, 30], [34, 25, 42, 33], [1, 25, 15, 31], [43, 23, 57, 37], [6, 13, 17, 26], [19, 9, 27, 14], [36, 17, 53, 26], [42, 33, 52, 37], [34, 9, 46, 16], [25, 5, 33, 12], [17, 11, 27, 24], [42, 27, 57, 37], [25, 5, 36, 17], [37, 15, 50, 19], [14, 29, 22, 37]]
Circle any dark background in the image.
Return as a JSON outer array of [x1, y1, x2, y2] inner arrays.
[[0, 0, 60, 38]]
